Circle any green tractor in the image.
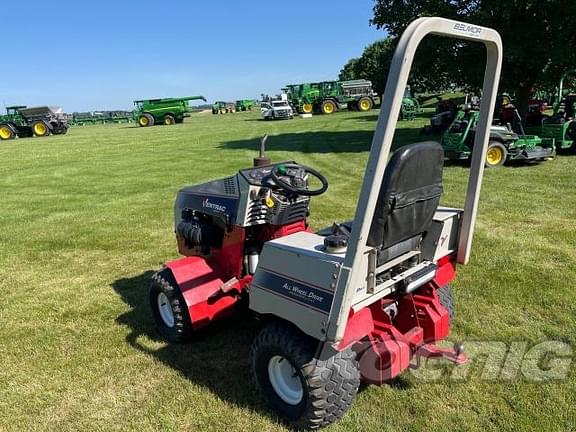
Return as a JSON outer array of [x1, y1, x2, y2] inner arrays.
[[134, 96, 206, 127], [284, 83, 320, 114], [529, 70, 576, 152], [442, 108, 554, 168], [212, 101, 236, 114], [235, 99, 255, 112], [0, 105, 69, 140], [285, 79, 379, 115]]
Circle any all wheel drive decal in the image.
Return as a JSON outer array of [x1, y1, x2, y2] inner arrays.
[[253, 270, 334, 314]]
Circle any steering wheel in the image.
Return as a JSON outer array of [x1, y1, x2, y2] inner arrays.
[[270, 163, 329, 196]]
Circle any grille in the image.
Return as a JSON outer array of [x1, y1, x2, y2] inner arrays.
[[272, 199, 309, 224], [223, 177, 237, 195]]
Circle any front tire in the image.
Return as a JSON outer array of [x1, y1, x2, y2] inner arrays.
[[320, 100, 337, 115], [302, 103, 313, 114], [250, 321, 360, 429], [163, 114, 176, 125], [150, 268, 194, 342], [138, 113, 155, 127], [0, 125, 15, 140], [485, 141, 507, 168]]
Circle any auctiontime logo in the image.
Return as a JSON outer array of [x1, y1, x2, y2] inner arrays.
[[203, 198, 227, 213]]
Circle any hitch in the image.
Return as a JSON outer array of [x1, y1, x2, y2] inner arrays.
[[411, 342, 468, 369]]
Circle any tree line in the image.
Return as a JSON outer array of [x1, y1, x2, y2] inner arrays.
[[340, 0, 576, 117]]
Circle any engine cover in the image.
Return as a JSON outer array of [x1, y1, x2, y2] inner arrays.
[[174, 162, 310, 229]]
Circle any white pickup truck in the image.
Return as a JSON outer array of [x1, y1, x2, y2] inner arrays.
[[260, 99, 294, 120]]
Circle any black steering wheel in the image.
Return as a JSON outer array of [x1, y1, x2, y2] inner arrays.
[[270, 163, 329, 196]]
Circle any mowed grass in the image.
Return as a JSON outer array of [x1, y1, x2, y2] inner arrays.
[[1, 110, 575, 431]]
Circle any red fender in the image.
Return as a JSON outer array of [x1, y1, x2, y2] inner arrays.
[[165, 256, 245, 330]]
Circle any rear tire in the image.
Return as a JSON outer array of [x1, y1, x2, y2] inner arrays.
[[437, 285, 455, 322], [250, 321, 360, 429], [138, 113, 155, 127], [32, 121, 50, 137], [357, 97, 373, 112], [485, 141, 507, 168], [163, 114, 176, 125], [150, 268, 194, 343]]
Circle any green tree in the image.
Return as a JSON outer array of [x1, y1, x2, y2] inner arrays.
[[370, 0, 576, 117], [339, 37, 452, 97], [339, 57, 361, 82], [339, 39, 395, 96]]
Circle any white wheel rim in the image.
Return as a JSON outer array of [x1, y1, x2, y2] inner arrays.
[[268, 355, 303, 405], [157, 292, 175, 328]]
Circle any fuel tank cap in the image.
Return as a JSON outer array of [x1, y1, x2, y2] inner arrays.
[[324, 234, 348, 254]]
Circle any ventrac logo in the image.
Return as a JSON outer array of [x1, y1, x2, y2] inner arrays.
[[203, 198, 226, 212], [453, 22, 483, 36]]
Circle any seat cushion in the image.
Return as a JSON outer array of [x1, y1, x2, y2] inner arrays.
[[368, 142, 444, 248]]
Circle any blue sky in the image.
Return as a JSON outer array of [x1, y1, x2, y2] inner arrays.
[[0, 0, 384, 112]]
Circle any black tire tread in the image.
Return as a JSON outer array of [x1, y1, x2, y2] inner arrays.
[[150, 268, 193, 343], [249, 321, 360, 429], [437, 285, 455, 322]]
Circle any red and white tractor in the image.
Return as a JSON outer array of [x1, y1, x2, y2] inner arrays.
[[149, 17, 503, 429]]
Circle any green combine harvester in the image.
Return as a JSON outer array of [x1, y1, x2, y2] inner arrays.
[[134, 96, 206, 127], [0, 105, 68, 140], [442, 108, 554, 168], [527, 69, 576, 152], [212, 101, 236, 114], [235, 99, 255, 112], [284, 79, 379, 114]]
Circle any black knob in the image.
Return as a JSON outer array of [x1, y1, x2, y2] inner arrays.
[[324, 235, 348, 253]]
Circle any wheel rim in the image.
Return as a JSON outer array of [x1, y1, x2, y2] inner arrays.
[[486, 147, 503, 165], [164, 117, 174, 125], [268, 355, 303, 405], [0, 127, 11, 139], [157, 292, 175, 328], [139, 116, 148, 127], [360, 100, 370, 111], [34, 123, 46, 135], [323, 103, 334, 114], [302, 103, 313, 113]]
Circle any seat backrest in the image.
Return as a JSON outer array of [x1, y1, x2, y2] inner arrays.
[[367, 141, 444, 248]]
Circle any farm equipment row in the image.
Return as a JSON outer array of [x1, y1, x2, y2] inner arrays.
[[211, 100, 256, 114]]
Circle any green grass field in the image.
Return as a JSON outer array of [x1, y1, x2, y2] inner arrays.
[[1, 110, 575, 431]]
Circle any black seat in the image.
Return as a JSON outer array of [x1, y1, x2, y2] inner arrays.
[[321, 142, 444, 264], [368, 142, 444, 262]]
